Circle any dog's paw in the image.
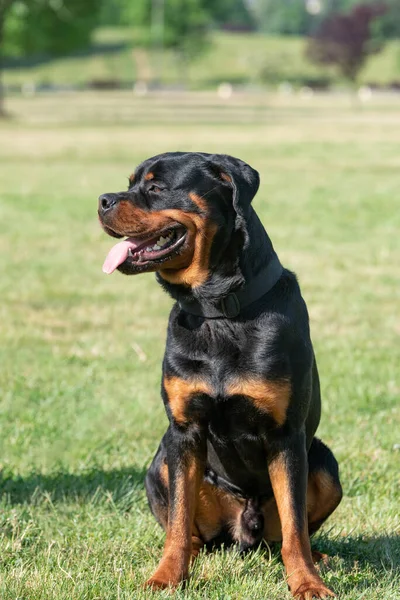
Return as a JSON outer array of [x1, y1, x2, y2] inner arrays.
[[293, 579, 335, 599], [144, 562, 187, 592], [145, 575, 174, 591]]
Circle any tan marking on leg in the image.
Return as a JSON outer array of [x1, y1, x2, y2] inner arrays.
[[195, 481, 243, 543], [307, 469, 342, 532], [146, 455, 203, 590], [160, 460, 169, 488], [226, 379, 291, 426], [190, 523, 204, 560], [148, 459, 169, 530], [263, 496, 282, 542], [269, 456, 335, 599], [164, 376, 212, 425], [263, 467, 341, 546]]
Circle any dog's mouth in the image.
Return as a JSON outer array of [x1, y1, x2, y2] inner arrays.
[[102, 224, 187, 274]]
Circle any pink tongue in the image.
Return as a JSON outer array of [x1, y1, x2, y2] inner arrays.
[[102, 238, 141, 274]]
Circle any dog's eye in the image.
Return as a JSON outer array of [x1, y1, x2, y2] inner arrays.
[[148, 184, 163, 193]]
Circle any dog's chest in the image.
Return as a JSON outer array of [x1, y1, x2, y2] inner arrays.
[[164, 350, 291, 434], [165, 322, 291, 429], [165, 371, 290, 429]]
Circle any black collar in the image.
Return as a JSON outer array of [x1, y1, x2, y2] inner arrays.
[[178, 255, 283, 319]]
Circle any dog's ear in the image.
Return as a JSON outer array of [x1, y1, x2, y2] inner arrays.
[[207, 154, 260, 247]]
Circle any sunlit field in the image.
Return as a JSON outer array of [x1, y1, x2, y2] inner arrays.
[[4, 29, 400, 88], [0, 91, 399, 599]]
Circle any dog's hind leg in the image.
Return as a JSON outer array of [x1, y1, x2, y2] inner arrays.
[[306, 437, 343, 536], [145, 440, 169, 529], [263, 437, 342, 547]]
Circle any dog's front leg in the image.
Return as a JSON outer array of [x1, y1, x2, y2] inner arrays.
[[268, 432, 335, 599], [146, 424, 206, 590]]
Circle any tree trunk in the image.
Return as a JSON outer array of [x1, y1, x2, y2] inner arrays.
[[0, 0, 13, 117], [0, 58, 6, 118]]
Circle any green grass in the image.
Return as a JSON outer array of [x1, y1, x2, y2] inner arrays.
[[0, 92, 399, 599], [3, 28, 400, 89]]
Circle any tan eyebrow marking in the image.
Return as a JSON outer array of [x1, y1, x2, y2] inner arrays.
[[220, 172, 232, 182]]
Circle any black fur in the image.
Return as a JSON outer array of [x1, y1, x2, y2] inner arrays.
[[98, 152, 342, 592]]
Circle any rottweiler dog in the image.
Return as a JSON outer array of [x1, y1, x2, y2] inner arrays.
[[98, 152, 342, 599]]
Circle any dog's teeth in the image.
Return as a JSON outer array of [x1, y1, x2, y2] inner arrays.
[[157, 232, 173, 247], [145, 246, 152, 251], [153, 244, 161, 250], [127, 248, 133, 257]]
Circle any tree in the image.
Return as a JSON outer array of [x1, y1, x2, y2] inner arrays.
[[99, 0, 254, 84], [248, 0, 400, 38], [251, 0, 315, 36], [0, 0, 102, 116], [202, 0, 255, 30], [326, 0, 400, 39], [370, 0, 400, 39], [100, 0, 254, 58], [100, 0, 254, 36], [0, 0, 14, 116], [119, 0, 211, 61], [305, 2, 387, 84], [112, 0, 214, 86]]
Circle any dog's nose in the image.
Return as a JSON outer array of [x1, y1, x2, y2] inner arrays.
[[98, 193, 117, 213]]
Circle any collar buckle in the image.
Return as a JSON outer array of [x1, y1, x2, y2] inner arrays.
[[220, 293, 241, 318]]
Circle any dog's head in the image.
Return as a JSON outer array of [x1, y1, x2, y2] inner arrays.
[[98, 152, 259, 288]]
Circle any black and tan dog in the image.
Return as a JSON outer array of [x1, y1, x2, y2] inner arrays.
[[98, 152, 342, 599]]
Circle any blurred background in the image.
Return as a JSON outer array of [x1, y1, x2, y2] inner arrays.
[[0, 2, 399, 599], [1, 0, 400, 119]]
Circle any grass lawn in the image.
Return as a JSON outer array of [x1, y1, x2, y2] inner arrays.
[[0, 92, 399, 599]]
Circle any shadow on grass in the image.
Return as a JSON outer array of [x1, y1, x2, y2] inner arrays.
[[0, 466, 147, 509], [1, 469, 399, 591], [259, 532, 400, 571], [313, 531, 400, 567], [190, 535, 400, 596], [309, 532, 400, 594]]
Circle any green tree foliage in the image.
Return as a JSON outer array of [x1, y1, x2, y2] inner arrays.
[[0, 0, 102, 115], [202, 0, 255, 28], [100, 0, 254, 29], [251, 0, 400, 38], [123, 0, 211, 59], [99, 0, 254, 55], [2, 0, 101, 57], [252, 0, 314, 35], [349, 0, 400, 39]]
